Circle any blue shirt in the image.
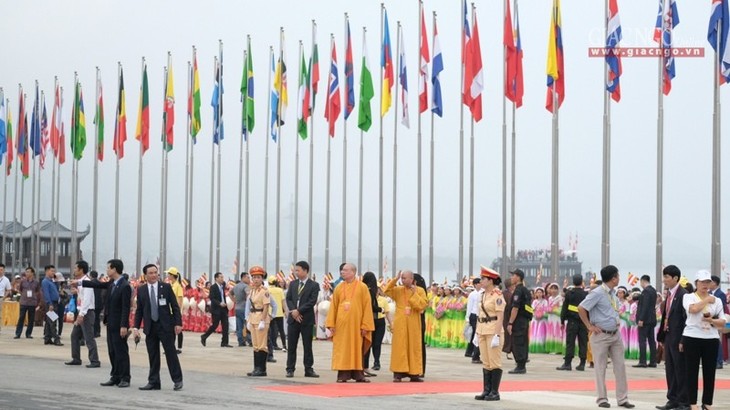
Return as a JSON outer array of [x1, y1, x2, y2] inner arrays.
[[579, 284, 620, 332], [42, 277, 60, 305]]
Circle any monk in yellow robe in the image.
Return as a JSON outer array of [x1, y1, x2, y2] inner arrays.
[[325, 263, 375, 383], [385, 270, 429, 382]]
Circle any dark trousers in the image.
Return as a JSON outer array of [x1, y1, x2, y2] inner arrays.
[[512, 316, 529, 367], [144, 321, 183, 385], [56, 303, 65, 336], [107, 327, 130, 382], [93, 306, 103, 337], [466, 314, 477, 356], [15, 304, 36, 337], [564, 319, 588, 361], [71, 310, 99, 364], [684, 336, 719, 406], [235, 309, 251, 346], [269, 317, 286, 349], [286, 317, 314, 372], [177, 332, 183, 349], [638, 324, 657, 364], [364, 318, 386, 368], [43, 305, 61, 342], [663, 333, 688, 406], [202, 310, 229, 346]]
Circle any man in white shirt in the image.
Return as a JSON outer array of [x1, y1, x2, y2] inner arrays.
[[0, 263, 12, 334], [466, 278, 484, 364], [65, 260, 100, 368]]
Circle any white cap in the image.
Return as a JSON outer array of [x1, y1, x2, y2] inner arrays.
[[696, 270, 712, 282]]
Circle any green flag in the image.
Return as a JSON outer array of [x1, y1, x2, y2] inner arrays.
[[357, 36, 374, 132], [71, 82, 87, 160], [297, 48, 309, 140], [240, 38, 255, 138]]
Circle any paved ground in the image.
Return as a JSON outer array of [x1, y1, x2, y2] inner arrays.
[[0, 327, 727, 409]]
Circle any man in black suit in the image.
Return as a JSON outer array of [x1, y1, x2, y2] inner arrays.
[[81, 259, 132, 388], [285, 261, 320, 378], [655, 265, 689, 410], [634, 275, 658, 368], [132, 264, 183, 391], [201, 272, 232, 348]]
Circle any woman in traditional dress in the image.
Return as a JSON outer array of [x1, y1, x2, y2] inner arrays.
[[529, 287, 548, 353], [546, 283, 564, 355], [428, 287, 444, 347], [450, 287, 468, 349], [628, 291, 641, 360], [616, 286, 631, 358]]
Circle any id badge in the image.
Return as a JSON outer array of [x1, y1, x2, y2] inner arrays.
[[343, 301, 351, 312], [159, 298, 167, 306], [405, 307, 412, 316], [26, 290, 32, 298]]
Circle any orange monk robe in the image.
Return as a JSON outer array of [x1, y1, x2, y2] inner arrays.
[[325, 280, 375, 371], [385, 278, 428, 375]]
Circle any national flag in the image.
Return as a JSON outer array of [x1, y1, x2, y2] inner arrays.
[[606, 0, 623, 102], [274, 43, 288, 128], [17, 91, 29, 178], [654, 0, 679, 95], [212, 56, 224, 145], [431, 19, 444, 117], [468, 11, 484, 121], [0, 92, 5, 166], [708, 0, 730, 83], [164, 61, 174, 151], [419, 8, 430, 114], [40, 99, 49, 169], [95, 77, 105, 160], [50, 83, 61, 157], [190, 50, 202, 141], [30, 85, 41, 157], [398, 25, 410, 128], [71, 82, 87, 160], [505, 0, 524, 107], [135, 64, 150, 153], [381, 9, 394, 117], [311, 27, 320, 109], [462, 0, 473, 107], [114, 67, 127, 159], [241, 38, 255, 138], [5, 105, 12, 175], [344, 19, 355, 120], [627, 272, 638, 286], [270, 52, 280, 142], [324, 39, 341, 138], [59, 100, 66, 166], [545, 0, 565, 113], [297, 46, 310, 140], [357, 34, 375, 132]]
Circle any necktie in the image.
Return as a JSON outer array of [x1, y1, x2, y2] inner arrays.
[[298, 281, 304, 295], [151, 285, 159, 321], [221, 285, 226, 303]]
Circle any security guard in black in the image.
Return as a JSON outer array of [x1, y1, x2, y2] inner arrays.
[[557, 273, 588, 371], [507, 269, 532, 374]]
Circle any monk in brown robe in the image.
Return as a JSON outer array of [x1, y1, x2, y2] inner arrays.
[[325, 263, 375, 383], [385, 270, 428, 382]]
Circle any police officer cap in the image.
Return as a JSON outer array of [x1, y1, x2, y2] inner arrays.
[[249, 265, 267, 279], [510, 269, 525, 280], [480, 265, 500, 280]]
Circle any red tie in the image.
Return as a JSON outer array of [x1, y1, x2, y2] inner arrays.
[[663, 290, 673, 331]]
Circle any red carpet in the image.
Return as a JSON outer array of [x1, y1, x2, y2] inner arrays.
[[259, 378, 730, 398]]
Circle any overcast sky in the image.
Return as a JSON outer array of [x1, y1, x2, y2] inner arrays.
[[2, 0, 729, 283]]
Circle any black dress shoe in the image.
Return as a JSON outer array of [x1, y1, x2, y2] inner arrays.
[[65, 360, 82, 365], [221, 344, 233, 348], [247, 369, 267, 377], [655, 403, 678, 410], [286, 371, 294, 378], [176, 349, 182, 354], [618, 402, 635, 409], [304, 370, 320, 378], [598, 403, 611, 408], [267, 357, 277, 363], [13, 336, 20, 339], [200, 335, 206, 347], [372, 363, 381, 371], [53, 341, 64, 346], [647, 363, 657, 368], [45, 340, 52, 345], [138, 383, 161, 391], [86, 363, 101, 368], [173, 381, 183, 391], [26, 336, 33, 339], [508, 367, 526, 374], [632, 363, 647, 368], [100, 379, 120, 386], [117, 381, 130, 388]]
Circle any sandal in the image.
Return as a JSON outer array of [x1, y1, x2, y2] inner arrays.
[[393, 377, 403, 383], [409, 376, 424, 382]]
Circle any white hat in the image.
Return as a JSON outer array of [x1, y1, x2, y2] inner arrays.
[[696, 270, 712, 282]]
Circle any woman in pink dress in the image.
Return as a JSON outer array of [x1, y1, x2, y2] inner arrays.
[[530, 288, 548, 353], [628, 291, 641, 360], [616, 286, 631, 358], [546, 283, 564, 355]]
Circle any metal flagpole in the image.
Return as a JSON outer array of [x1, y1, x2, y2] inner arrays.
[[159, 66, 167, 270], [358, 27, 366, 273], [429, 12, 436, 284], [392, 22, 401, 275], [237, 49, 246, 273], [601, 0, 611, 268], [188, 47, 197, 278], [55, 87, 63, 267], [163, 57, 171, 272], [114, 64, 121, 259], [417, 0, 423, 279], [208, 56, 217, 276], [93, 69, 100, 270], [468, 4, 478, 279], [501, 0, 508, 276], [550, 84, 559, 279], [264, 46, 273, 273], [711, 18, 722, 278], [458, 2, 465, 282], [49, 82, 57, 265], [276, 29, 284, 275], [12, 92, 19, 272], [136, 59, 145, 276], [216, 41, 223, 273], [71, 81, 79, 265], [184, 60, 191, 275], [308, 21, 316, 271], [1, 92, 6, 267], [31, 83, 37, 269], [244, 36, 251, 271], [510, 0, 519, 271], [342, 14, 348, 265], [656, 3, 664, 284], [294, 41, 302, 265], [324, 33, 333, 279], [378, 3, 385, 279], [37, 90, 44, 269]]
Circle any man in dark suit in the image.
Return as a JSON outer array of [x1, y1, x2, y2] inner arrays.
[[710, 275, 727, 369], [285, 261, 320, 378], [82, 259, 132, 388], [201, 272, 232, 347], [655, 265, 689, 410], [132, 264, 183, 391], [633, 275, 658, 368]]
